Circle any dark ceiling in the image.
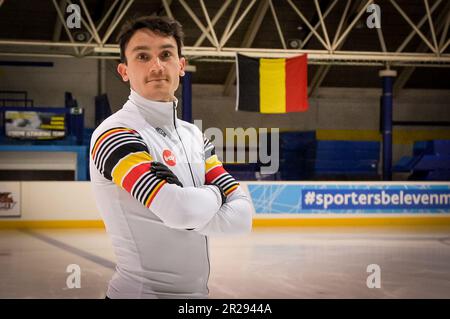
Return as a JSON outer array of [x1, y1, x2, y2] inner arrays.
[[0, 0, 449, 90]]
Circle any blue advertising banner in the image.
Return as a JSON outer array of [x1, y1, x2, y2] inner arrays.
[[247, 183, 450, 214], [5, 111, 65, 140]]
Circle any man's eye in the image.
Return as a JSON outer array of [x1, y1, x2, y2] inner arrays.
[[137, 54, 148, 61], [161, 51, 171, 59]]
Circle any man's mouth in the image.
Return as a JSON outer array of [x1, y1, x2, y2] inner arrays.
[[147, 78, 167, 83]]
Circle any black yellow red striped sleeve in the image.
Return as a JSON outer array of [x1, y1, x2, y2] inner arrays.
[[91, 127, 166, 207], [204, 136, 239, 195]]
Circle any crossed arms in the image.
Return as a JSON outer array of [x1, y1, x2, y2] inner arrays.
[[91, 127, 253, 234]]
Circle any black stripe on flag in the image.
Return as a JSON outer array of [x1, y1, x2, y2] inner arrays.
[[236, 53, 260, 112]]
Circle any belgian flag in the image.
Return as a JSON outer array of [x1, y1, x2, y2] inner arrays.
[[235, 53, 308, 113]]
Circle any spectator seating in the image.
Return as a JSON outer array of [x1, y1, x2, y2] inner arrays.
[[394, 140, 450, 181]]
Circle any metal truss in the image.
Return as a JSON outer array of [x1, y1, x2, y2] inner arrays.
[[0, 0, 449, 68]]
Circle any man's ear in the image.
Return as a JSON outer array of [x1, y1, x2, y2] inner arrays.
[[179, 57, 186, 77], [117, 63, 129, 82]]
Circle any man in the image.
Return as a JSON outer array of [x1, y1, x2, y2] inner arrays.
[[89, 16, 253, 299]]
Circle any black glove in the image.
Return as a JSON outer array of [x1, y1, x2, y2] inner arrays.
[[150, 161, 183, 187], [211, 183, 226, 206]]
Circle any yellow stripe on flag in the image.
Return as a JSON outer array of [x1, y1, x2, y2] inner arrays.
[[112, 151, 152, 185], [260, 58, 286, 113]]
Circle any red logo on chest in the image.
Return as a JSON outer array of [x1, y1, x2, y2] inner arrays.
[[162, 149, 176, 166]]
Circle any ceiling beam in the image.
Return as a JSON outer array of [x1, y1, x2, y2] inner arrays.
[[302, 0, 343, 98], [314, 0, 331, 50], [101, 0, 134, 45], [83, 0, 170, 55], [376, 25, 387, 53], [162, 0, 174, 19], [390, 0, 437, 54], [52, 0, 79, 55], [79, 0, 102, 44], [439, 11, 450, 52], [219, 0, 258, 48], [287, 0, 330, 50], [179, 0, 216, 46], [394, 1, 450, 94], [441, 38, 450, 53], [424, 0, 439, 54], [63, 0, 101, 45], [223, 0, 270, 96], [52, 0, 65, 42], [2, 43, 450, 65], [2, 0, 450, 69], [269, 0, 286, 49], [301, 0, 339, 50], [331, 0, 351, 49], [309, 0, 371, 97], [218, 0, 242, 48], [332, 0, 374, 51], [194, 0, 232, 47], [396, 0, 441, 53], [80, 0, 120, 55], [199, 0, 220, 48]]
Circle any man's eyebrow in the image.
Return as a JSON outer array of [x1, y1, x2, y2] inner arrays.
[[160, 44, 176, 50], [131, 44, 176, 52]]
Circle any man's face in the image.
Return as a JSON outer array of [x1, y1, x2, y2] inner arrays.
[[117, 29, 186, 102]]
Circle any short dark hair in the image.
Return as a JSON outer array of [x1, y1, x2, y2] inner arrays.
[[117, 16, 184, 63]]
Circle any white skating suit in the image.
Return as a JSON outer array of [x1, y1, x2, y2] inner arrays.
[[89, 89, 253, 299]]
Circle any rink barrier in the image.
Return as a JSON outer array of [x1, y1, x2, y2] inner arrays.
[[1, 216, 450, 229]]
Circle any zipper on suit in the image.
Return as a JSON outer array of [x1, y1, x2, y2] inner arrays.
[[173, 101, 210, 293], [173, 101, 196, 187]]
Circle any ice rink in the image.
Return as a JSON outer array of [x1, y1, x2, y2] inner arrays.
[[1, 226, 449, 299]]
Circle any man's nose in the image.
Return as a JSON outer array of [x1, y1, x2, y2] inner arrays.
[[149, 57, 164, 72]]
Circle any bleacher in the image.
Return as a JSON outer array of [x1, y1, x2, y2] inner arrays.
[[225, 131, 380, 181], [394, 140, 450, 181], [3, 90, 447, 182], [311, 140, 380, 180], [279, 131, 316, 180]]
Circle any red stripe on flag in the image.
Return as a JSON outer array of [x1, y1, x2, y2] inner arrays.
[[122, 162, 151, 193], [205, 165, 226, 184], [285, 54, 308, 112]]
